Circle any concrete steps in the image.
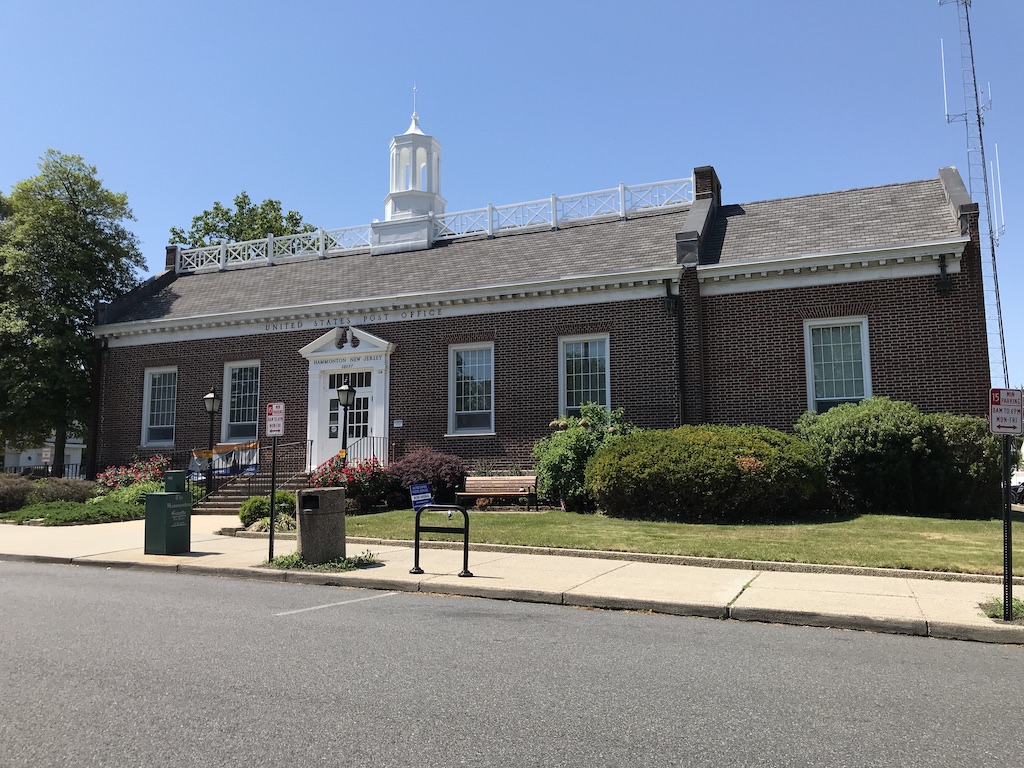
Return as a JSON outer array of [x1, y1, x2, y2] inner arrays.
[[192, 471, 309, 516]]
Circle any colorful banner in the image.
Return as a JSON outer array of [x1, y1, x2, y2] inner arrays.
[[188, 442, 259, 480]]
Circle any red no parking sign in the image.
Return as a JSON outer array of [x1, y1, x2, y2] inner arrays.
[[989, 389, 1023, 435]]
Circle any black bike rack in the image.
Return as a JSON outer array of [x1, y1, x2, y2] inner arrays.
[[409, 504, 473, 577]]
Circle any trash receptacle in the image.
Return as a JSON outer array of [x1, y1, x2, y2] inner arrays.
[[144, 492, 191, 555], [296, 487, 346, 564]]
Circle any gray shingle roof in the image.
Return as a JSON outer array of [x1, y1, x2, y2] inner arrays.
[[108, 208, 693, 324], [701, 178, 961, 265], [104, 176, 962, 326]]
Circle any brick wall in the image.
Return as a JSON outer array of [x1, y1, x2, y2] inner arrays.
[[693, 261, 989, 430], [97, 297, 680, 471]]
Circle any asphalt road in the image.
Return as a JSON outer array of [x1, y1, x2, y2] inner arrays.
[[2, 561, 1022, 768]]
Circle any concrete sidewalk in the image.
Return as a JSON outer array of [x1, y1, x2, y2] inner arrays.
[[1, 515, 1022, 646]]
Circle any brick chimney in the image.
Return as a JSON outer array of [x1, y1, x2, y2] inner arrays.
[[165, 245, 179, 272], [693, 165, 721, 208]]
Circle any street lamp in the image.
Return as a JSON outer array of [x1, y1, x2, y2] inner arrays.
[[203, 387, 221, 498], [336, 382, 356, 466]]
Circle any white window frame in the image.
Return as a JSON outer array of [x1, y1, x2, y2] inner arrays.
[[141, 366, 177, 447], [448, 343, 495, 435], [222, 360, 261, 442], [803, 317, 872, 412], [559, 333, 611, 418]]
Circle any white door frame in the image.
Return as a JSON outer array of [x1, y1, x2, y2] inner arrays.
[[299, 326, 394, 469]]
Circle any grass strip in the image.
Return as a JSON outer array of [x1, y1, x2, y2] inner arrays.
[[265, 550, 379, 572], [346, 509, 1024, 576]]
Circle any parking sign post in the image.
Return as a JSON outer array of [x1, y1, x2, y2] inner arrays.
[[989, 389, 1022, 621], [266, 403, 285, 562]]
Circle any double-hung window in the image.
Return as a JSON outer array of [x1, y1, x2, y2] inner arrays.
[[804, 318, 871, 412], [559, 334, 610, 418], [449, 344, 494, 434], [225, 362, 260, 440], [142, 367, 177, 446]]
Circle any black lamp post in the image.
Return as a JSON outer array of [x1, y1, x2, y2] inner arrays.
[[336, 383, 356, 466], [203, 387, 221, 498]]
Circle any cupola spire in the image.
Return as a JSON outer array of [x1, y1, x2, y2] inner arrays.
[[370, 93, 447, 255]]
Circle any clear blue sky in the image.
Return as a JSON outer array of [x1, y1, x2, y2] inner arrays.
[[2, 0, 1021, 384]]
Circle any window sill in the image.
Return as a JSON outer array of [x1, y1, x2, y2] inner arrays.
[[443, 432, 497, 439]]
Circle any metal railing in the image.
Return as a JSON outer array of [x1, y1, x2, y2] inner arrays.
[[244, 441, 309, 499], [176, 177, 693, 273], [2, 464, 84, 479], [345, 436, 391, 466]]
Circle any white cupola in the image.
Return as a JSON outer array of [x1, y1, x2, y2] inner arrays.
[[384, 110, 445, 221], [371, 98, 447, 255]]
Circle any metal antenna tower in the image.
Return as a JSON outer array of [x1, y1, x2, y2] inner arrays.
[[940, 0, 1009, 387]]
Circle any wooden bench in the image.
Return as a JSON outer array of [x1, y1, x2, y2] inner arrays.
[[456, 476, 538, 511]]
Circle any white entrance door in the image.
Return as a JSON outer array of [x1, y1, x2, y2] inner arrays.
[[321, 371, 380, 465]]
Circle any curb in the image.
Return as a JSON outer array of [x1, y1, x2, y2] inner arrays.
[[3, 551, 1022, 646], [221, 530, 1024, 586]]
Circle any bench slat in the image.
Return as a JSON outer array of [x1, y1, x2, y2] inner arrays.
[[457, 476, 539, 511]]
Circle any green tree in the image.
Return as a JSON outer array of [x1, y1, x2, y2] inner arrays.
[[169, 191, 314, 247], [0, 150, 143, 474]]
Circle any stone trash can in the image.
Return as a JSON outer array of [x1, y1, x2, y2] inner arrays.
[[296, 487, 346, 564]]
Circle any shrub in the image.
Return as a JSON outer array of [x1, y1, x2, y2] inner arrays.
[[916, 413, 1000, 518], [240, 492, 297, 527], [247, 513, 296, 532], [0, 476, 35, 513], [273, 491, 297, 516], [387, 449, 467, 504], [90, 480, 164, 506], [309, 457, 389, 513], [795, 398, 1001, 517], [96, 455, 169, 489], [585, 424, 826, 522], [532, 403, 635, 512], [27, 478, 98, 505], [795, 398, 924, 514], [2, 499, 144, 526]]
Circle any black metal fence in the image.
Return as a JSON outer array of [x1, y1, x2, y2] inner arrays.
[[2, 464, 84, 479]]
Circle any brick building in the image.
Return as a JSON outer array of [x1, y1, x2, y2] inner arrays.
[[91, 113, 990, 474]]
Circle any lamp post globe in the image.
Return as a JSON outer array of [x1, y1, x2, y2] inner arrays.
[[336, 383, 356, 467], [203, 388, 221, 498]]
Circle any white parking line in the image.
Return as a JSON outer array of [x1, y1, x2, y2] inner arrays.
[[274, 592, 400, 616]]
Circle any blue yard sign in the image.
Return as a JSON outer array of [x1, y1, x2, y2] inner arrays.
[[410, 483, 433, 511]]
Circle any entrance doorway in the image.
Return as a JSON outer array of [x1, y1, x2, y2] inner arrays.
[[322, 371, 384, 465]]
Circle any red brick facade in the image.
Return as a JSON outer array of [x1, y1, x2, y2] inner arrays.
[[97, 297, 681, 471], [690, 210, 988, 428]]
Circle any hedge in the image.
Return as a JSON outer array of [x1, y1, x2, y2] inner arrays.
[[795, 398, 1000, 518], [585, 424, 827, 522]]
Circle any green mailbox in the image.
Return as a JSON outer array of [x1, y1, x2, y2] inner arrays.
[[164, 470, 187, 493], [145, 491, 191, 555]]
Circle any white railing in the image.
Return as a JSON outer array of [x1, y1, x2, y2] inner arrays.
[[176, 176, 693, 273]]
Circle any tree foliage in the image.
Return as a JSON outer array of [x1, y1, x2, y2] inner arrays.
[[531, 403, 635, 512], [0, 150, 143, 468], [169, 191, 315, 247]]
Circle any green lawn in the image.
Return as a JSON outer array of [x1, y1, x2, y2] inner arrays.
[[345, 509, 1024, 576]]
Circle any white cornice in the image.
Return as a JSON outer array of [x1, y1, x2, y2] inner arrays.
[[96, 267, 682, 348], [697, 238, 968, 296]]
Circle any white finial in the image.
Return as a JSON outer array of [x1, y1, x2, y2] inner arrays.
[[406, 84, 424, 135]]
